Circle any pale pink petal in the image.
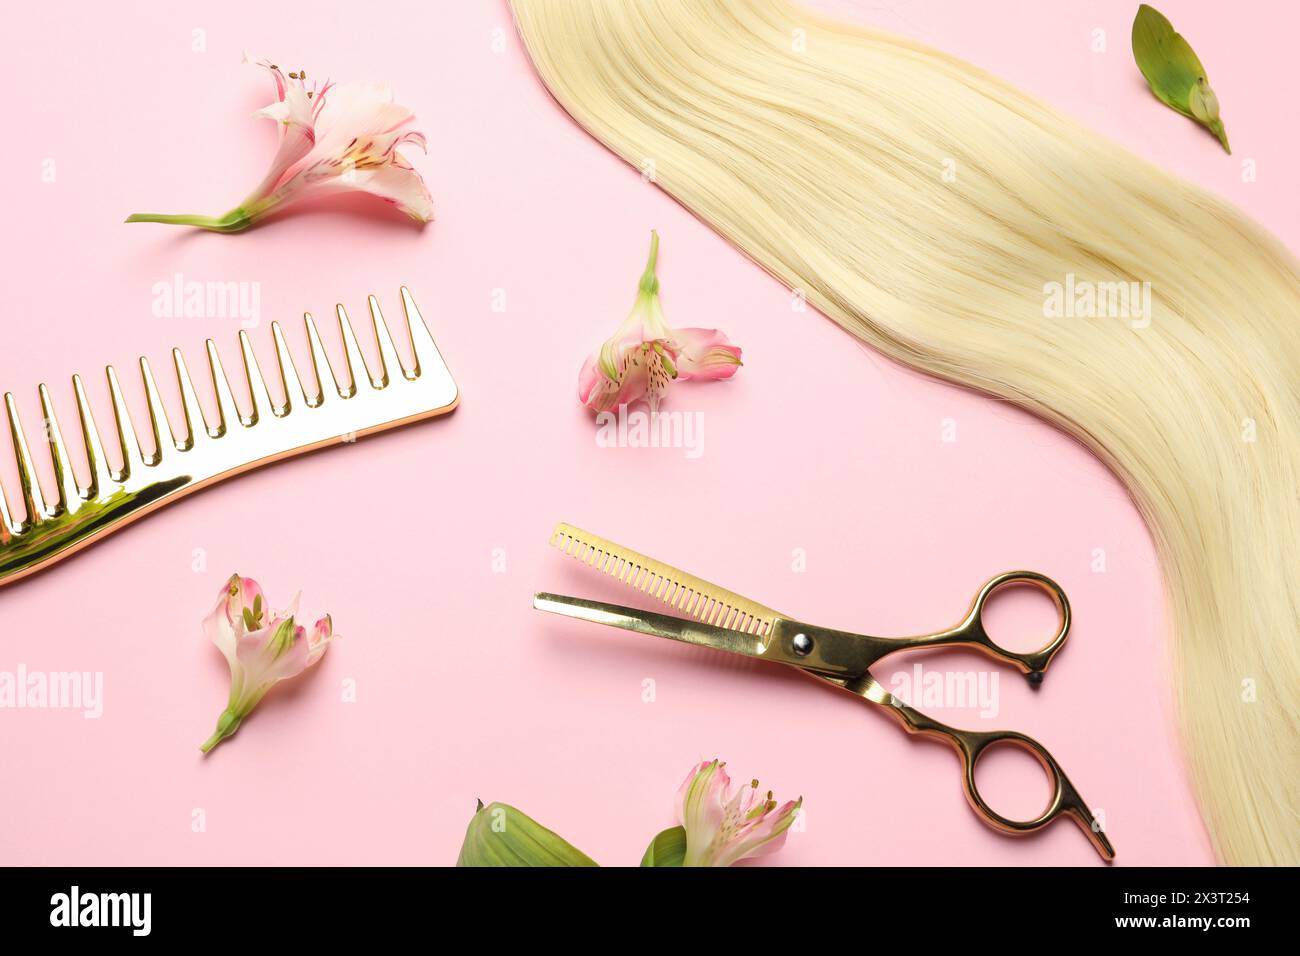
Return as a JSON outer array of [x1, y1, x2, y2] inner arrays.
[[235, 619, 311, 689], [308, 82, 414, 157], [581, 346, 651, 412], [578, 351, 604, 406], [346, 162, 434, 221], [251, 81, 315, 130], [305, 614, 335, 666], [207, 573, 266, 641], [677, 760, 729, 853], [274, 142, 433, 222], [233, 575, 265, 622], [606, 293, 671, 346], [203, 580, 244, 671], [245, 104, 316, 201], [699, 762, 733, 830], [673, 328, 743, 381], [397, 130, 427, 153], [242, 54, 323, 203], [677, 760, 799, 866], [713, 799, 801, 866]]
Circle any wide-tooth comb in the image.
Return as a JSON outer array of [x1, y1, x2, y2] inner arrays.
[[548, 522, 782, 637], [0, 288, 458, 587]]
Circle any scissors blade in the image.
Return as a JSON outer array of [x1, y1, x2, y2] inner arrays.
[[547, 523, 785, 638], [534, 593, 771, 659], [853, 671, 895, 706]]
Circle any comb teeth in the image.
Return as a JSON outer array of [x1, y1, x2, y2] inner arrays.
[[548, 522, 782, 637], [0, 288, 458, 587]]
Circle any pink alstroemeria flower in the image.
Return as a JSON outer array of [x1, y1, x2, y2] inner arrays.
[[578, 231, 742, 413], [127, 53, 432, 233], [677, 759, 801, 866], [200, 574, 336, 754]]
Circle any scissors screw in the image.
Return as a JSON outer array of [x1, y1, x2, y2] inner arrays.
[[791, 633, 814, 657]]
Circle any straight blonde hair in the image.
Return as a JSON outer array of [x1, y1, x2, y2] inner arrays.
[[510, 0, 1300, 865]]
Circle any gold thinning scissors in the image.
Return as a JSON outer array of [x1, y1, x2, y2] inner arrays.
[[534, 523, 1114, 861]]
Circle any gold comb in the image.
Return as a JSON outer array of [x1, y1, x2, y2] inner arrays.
[[0, 287, 458, 587], [548, 522, 783, 637]]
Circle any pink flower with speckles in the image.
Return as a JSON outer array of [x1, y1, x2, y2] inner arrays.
[[128, 53, 432, 233], [579, 231, 742, 413], [200, 574, 336, 753], [677, 759, 801, 866]]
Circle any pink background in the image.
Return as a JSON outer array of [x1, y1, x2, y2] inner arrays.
[[0, 0, 1292, 866]]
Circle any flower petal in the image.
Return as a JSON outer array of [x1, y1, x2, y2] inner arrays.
[[271, 140, 434, 222], [234, 618, 311, 702], [345, 162, 435, 221], [677, 760, 797, 866], [204, 574, 266, 669], [242, 54, 321, 202], [310, 81, 414, 155], [306, 614, 336, 666], [578, 351, 604, 406], [579, 344, 651, 412], [711, 798, 801, 867], [611, 293, 672, 346], [673, 328, 742, 381], [678, 760, 730, 865], [246, 104, 316, 201], [203, 580, 242, 671]]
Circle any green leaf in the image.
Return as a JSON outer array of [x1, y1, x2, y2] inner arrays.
[[1131, 4, 1230, 153], [456, 801, 600, 867], [639, 826, 687, 867]]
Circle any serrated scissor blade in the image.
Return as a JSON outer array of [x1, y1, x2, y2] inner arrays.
[[547, 522, 784, 637]]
